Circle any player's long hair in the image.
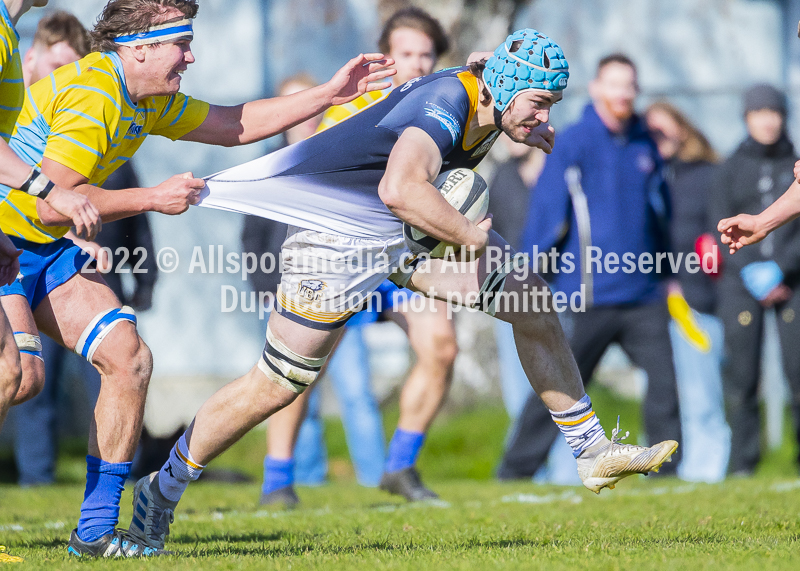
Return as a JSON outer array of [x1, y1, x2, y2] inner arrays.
[[91, 0, 199, 53], [647, 101, 718, 164]]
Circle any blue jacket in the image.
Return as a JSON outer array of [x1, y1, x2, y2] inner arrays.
[[521, 104, 671, 306]]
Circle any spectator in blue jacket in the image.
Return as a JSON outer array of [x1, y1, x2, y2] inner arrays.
[[497, 54, 682, 480]]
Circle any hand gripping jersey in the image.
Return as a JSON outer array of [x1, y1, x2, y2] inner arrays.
[[0, 51, 209, 243], [200, 67, 501, 238]]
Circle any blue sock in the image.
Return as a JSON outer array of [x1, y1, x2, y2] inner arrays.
[[77, 456, 131, 543], [262, 456, 294, 495], [385, 429, 425, 473]]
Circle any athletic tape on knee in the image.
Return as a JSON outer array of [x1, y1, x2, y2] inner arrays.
[[74, 306, 137, 363], [475, 253, 529, 316], [14, 332, 43, 361], [257, 325, 327, 393]]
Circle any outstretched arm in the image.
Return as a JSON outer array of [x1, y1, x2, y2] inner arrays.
[[719, 171, 800, 254], [36, 158, 206, 226], [182, 53, 396, 147]]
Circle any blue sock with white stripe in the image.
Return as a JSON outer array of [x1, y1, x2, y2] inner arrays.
[[550, 394, 606, 458], [385, 429, 425, 473], [262, 456, 294, 495], [77, 456, 131, 542]]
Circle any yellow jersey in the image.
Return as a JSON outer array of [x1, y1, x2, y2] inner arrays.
[[0, 51, 209, 243], [316, 88, 391, 133], [0, 1, 23, 143]]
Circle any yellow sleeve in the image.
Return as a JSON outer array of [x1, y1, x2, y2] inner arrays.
[[0, 23, 13, 75], [0, 36, 10, 77], [43, 85, 119, 179], [151, 93, 210, 140]]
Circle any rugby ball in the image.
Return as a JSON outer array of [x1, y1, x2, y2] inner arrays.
[[403, 168, 489, 258]]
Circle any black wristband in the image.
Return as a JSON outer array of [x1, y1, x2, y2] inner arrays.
[[21, 169, 54, 198], [38, 180, 55, 199], [19, 167, 38, 193]]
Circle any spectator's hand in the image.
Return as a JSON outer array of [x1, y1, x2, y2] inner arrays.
[[0, 233, 21, 287], [325, 53, 396, 106], [150, 173, 206, 215], [667, 279, 683, 296], [525, 122, 556, 154], [43, 186, 101, 241], [718, 213, 769, 254], [794, 159, 800, 183], [761, 283, 792, 307]]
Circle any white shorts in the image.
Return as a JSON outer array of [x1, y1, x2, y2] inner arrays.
[[276, 226, 418, 329]]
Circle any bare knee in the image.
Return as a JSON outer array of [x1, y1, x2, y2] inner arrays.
[[10, 355, 45, 405], [93, 327, 153, 394], [0, 348, 22, 402], [411, 324, 458, 374]]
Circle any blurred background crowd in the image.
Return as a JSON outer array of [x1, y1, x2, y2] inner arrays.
[[2, 0, 800, 493]]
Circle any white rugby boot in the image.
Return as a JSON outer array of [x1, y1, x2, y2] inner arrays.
[[577, 418, 678, 494]]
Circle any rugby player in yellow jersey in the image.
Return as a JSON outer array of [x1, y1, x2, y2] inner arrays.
[[0, 0, 394, 557], [0, 0, 100, 442], [262, 7, 461, 505]]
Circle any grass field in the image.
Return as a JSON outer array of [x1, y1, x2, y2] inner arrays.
[[1, 390, 800, 569]]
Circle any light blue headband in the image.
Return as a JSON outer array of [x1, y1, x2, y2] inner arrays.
[[114, 18, 193, 46]]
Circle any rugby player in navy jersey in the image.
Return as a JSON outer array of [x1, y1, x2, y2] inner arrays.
[[129, 29, 679, 553]]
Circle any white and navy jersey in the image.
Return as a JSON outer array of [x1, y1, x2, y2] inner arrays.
[[200, 67, 500, 238]]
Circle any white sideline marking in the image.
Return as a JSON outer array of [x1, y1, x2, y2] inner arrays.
[[771, 480, 800, 492], [501, 491, 582, 505]]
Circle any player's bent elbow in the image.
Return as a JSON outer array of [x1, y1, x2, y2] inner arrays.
[[377, 178, 405, 212]]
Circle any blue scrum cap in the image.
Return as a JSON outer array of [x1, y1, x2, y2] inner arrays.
[[483, 29, 569, 112]]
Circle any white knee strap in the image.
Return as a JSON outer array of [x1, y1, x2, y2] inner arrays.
[[475, 253, 529, 316], [74, 306, 137, 363], [14, 332, 43, 361], [257, 325, 327, 393]]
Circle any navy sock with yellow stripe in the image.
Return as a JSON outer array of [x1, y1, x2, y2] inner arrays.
[[550, 394, 605, 458], [158, 433, 205, 502]]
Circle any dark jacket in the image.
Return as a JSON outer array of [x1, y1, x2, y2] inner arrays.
[[709, 134, 800, 288], [666, 159, 718, 314], [488, 157, 535, 251], [521, 103, 671, 306]]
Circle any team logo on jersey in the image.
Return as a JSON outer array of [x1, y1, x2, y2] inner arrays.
[[470, 131, 501, 159], [424, 103, 461, 145], [127, 111, 146, 137], [297, 279, 327, 302], [400, 77, 422, 92]]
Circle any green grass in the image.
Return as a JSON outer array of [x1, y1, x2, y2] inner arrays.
[[1, 390, 800, 568], [2, 476, 800, 569]]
